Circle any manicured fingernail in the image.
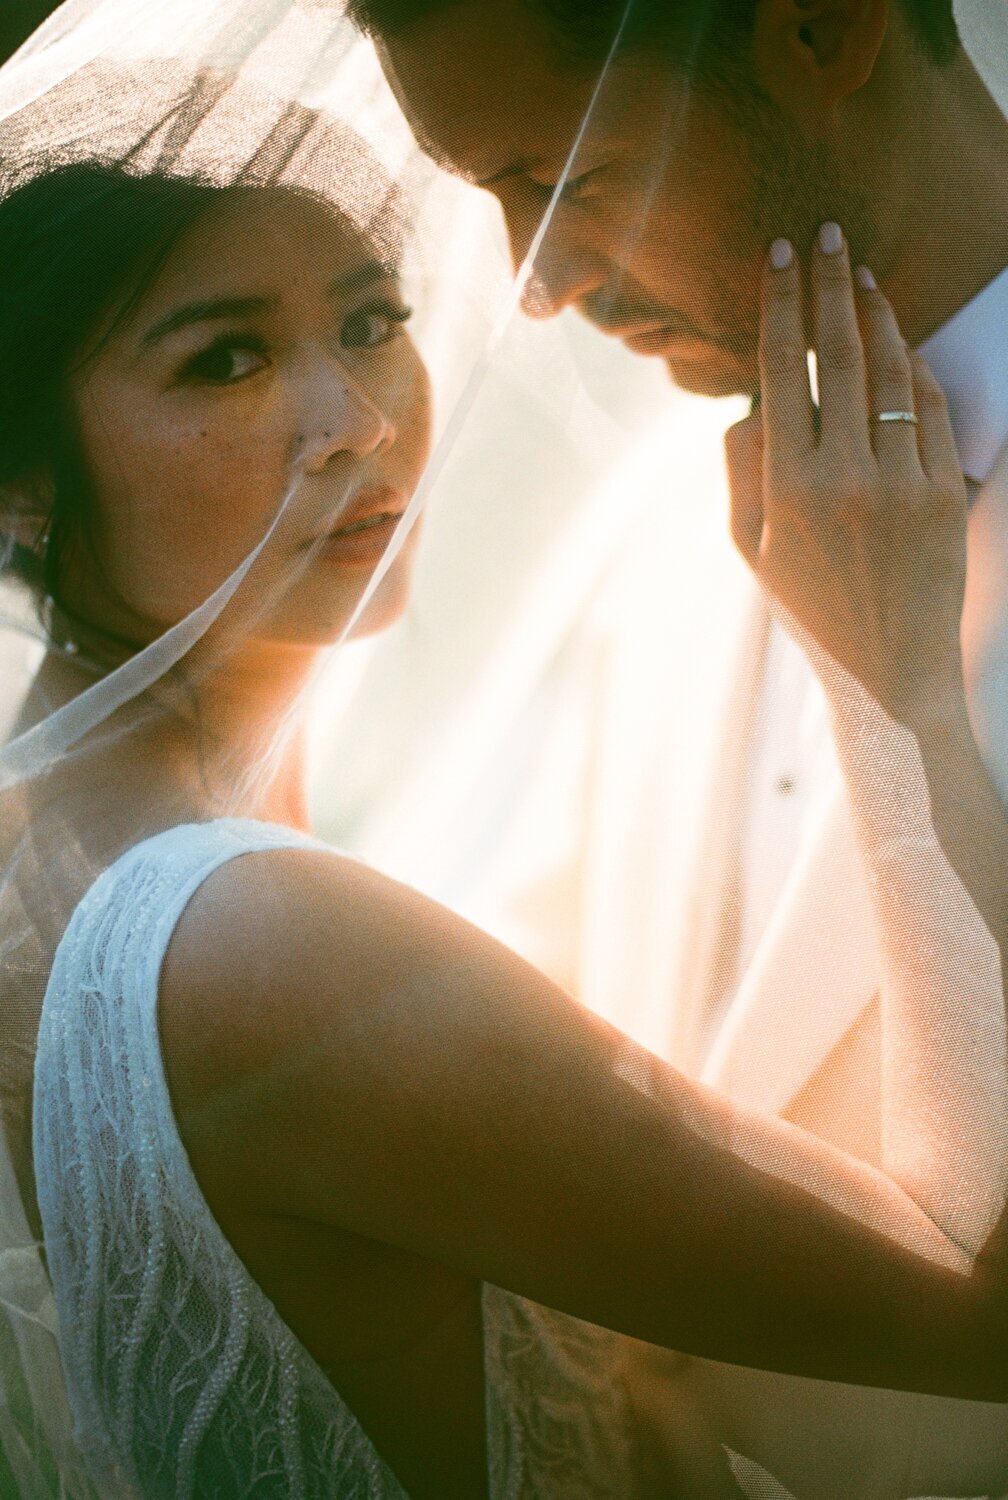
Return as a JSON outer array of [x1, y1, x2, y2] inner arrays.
[[818, 221, 843, 254], [769, 237, 793, 270], [854, 265, 876, 290]]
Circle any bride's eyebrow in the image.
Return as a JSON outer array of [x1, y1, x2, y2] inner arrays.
[[327, 259, 397, 298], [142, 295, 275, 346], [141, 262, 398, 346]]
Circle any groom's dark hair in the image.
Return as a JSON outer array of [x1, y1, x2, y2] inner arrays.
[[349, 0, 960, 72]]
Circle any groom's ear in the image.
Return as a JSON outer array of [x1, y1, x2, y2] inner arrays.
[[749, 0, 889, 121]]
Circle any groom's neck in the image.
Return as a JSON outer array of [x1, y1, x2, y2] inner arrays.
[[881, 51, 1008, 347]]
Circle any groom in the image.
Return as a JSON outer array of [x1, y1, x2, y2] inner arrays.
[[352, 0, 1008, 1494]]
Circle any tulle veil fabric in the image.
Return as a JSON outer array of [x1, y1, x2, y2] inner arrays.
[[0, 2, 672, 1489]]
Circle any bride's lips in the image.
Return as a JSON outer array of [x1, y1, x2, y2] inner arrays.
[[306, 484, 411, 568]]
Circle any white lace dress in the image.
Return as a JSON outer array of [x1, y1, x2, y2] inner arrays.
[[32, 818, 652, 1499]]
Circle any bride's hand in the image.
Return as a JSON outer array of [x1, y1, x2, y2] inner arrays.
[[724, 223, 969, 726]]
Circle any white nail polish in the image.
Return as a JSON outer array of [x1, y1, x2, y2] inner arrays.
[[770, 238, 793, 270], [818, 221, 843, 254], [855, 265, 876, 290]]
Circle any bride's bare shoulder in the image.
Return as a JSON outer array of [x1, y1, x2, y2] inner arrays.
[[159, 841, 445, 1130], [155, 838, 554, 1230], [154, 835, 678, 1330], [159, 839, 498, 1063]]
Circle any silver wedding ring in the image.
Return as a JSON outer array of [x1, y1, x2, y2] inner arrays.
[[874, 410, 918, 425]]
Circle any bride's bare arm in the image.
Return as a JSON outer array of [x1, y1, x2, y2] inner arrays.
[[159, 841, 1007, 1404], [724, 230, 1008, 1261]]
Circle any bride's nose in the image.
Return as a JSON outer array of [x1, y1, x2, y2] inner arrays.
[[298, 360, 396, 472]]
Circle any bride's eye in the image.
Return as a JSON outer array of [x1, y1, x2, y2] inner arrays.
[[340, 299, 413, 351], [181, 334, 269, 385]]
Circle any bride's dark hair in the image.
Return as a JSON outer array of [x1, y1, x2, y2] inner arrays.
[[0, 1, 65, 67], [0, 164, 221, 614]]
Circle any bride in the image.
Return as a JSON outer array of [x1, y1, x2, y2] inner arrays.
[[0, 22, 1005, 1500]]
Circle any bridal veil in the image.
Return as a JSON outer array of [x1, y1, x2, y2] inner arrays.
[[0, 2, 682, 1487]]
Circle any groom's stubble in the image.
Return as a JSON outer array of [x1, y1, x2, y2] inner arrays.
[[651, 86, 880, 395]]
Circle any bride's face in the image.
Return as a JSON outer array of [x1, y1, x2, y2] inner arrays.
[[64, 186, 433, 647]]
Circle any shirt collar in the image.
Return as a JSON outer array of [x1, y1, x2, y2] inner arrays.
[[917, 265, 1008, 484]]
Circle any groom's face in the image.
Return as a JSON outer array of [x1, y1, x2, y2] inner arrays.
[[380, 0, 876, 399]]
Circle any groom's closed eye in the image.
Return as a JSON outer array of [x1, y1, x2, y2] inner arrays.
[[473, 156, 539, 190], [527, 165, 610, 205]]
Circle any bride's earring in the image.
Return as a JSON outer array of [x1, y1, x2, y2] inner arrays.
[[43, 593, 80, 657]]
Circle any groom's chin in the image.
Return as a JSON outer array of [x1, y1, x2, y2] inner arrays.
[[663, 349, 756, 401]]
